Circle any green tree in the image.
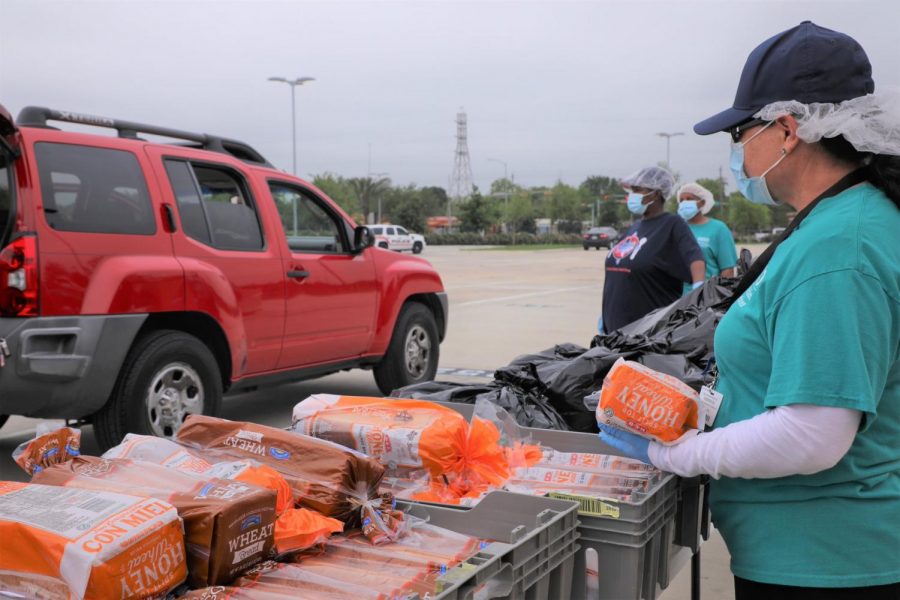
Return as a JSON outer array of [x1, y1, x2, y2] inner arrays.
[[458, 187, 499, 233], [489, 178, 522, 196], [529, 187, 552, 218], [347, 176, 391, 224], [385, 185, 429, 232], [579, 175, 625, 200], [548, 182, 585, 232], [420, 186, 449, 216], [580, 175, 627, 227], [727, 193, 772, 235], [506, 191, 536, 234], [312, 173, 359, 217]]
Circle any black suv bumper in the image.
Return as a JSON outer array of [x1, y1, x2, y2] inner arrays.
[[436, 292, 449, 340], [0, 314, 146, 418]]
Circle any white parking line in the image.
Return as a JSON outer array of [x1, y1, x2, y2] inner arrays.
[[457, 285, 598, 307]]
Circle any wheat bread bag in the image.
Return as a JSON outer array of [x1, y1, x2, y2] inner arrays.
[[176, 416, 385, 528]]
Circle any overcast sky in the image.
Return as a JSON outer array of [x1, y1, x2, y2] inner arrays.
[[2, 0, 898, 194]]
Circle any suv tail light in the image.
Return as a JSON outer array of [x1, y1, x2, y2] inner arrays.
[[583, 234, 589, 239], [0, 234, 39, 316]]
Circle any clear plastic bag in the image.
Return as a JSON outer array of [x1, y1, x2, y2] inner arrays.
[[102, 434, 344, 555], [31, 456, 277, 587], [176, 415, 403, 544], [597, 358, 702, 444], [12, 421, 81, 475]]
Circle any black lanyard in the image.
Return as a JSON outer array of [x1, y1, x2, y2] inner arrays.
[[717, 169, 868, 311]]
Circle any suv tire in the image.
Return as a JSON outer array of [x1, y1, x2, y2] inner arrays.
[[378, 241, 389, 249], [412, 242, 423, 254], [374, 303, 439, 395], [94, 330, 222, 450]]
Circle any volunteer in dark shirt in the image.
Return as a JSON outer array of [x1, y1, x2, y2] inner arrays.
[[600, 165, 705, 332]]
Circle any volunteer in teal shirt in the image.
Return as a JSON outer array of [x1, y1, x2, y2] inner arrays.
[[711, 180, 899, 589], [676, 182, 738, 293], [599, 21, 900, 599]]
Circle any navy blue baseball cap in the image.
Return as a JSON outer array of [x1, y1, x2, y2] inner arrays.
[[694, 21, 874, 135]]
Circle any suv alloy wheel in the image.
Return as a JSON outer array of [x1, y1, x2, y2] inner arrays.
[[93, 330, 222, 450], [373, 303, 439, 394]]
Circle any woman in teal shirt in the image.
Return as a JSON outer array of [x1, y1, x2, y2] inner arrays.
[[677, 182, 737, 279], [677, 181, 738, 296], [600, 22, 900, 599]]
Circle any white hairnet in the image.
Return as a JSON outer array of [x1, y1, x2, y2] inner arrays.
[[755, 88, 900, 156], [677, 182, 715, 214], [621, 166, 675, 199]]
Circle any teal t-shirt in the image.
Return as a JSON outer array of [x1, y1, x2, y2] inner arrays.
[[710, 183, 900, 587], [683, 218, 738, 294], [689, 218, 738, 278]]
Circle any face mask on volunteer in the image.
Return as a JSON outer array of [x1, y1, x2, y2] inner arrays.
[[627, 191, 654, 215], [678, 200, 700, 221], [729, 119, 788, 206]]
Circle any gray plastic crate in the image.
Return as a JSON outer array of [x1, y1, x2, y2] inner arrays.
[[402, 491, 580, 600], [575, 513, 669, 600], [580, 498, 676, 547], [431, 401, 697, 600]]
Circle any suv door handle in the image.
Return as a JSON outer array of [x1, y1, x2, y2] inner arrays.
[[287, 270, 310, 279]]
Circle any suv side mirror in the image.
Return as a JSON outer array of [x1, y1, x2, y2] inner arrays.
[[352, 225, 374, 254]]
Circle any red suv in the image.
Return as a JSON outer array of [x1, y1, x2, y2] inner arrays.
[[0, 105, 447, 448]]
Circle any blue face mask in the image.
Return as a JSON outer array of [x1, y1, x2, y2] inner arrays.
[[678, 200, 700, 221], [729, 121, 787, 205], [626, 191, 651, 215]]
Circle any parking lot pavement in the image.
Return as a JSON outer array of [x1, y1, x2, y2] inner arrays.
[[0, 243, 754, 599]]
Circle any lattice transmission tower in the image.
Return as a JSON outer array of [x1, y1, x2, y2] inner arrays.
[[449, 108, 473, 201]]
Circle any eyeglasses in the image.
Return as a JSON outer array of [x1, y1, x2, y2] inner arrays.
[[729, 118, 770, 144]]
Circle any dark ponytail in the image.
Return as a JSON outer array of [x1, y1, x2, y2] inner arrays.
[[820, 135, 900, 208], [866, 155, 900, 208]]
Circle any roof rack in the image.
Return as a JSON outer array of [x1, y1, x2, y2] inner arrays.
[[16, 106, 272, 167]]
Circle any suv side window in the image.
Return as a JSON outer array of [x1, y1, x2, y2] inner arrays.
[[370, 226, 382, 235], [397, 227, 408, 235], [34, 143, 155, 235], [269, 182, 345, 254], [165, 160, 264, 251], [386, 227, 396, 235]]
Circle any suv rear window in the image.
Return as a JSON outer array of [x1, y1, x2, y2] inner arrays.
[[34, 143, 155, 235], [165, 160, 264, 251]]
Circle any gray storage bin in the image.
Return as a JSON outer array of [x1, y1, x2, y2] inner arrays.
[[574, 514, 669, 600], [431, 401, 700, 600], [402, 491, 580, 600]]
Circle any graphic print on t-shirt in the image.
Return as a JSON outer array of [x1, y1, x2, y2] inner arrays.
[[611, 233, 648, 264]]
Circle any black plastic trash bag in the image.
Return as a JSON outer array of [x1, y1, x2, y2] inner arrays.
[[398, 275, 740, 433], [393, 380, 570, 431]]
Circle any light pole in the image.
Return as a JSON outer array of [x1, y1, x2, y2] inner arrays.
[[655, 132, 684, 169], [370, 172, 390, 224], [268, 76, 316, 176]]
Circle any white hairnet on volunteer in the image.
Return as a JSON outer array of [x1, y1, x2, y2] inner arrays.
[[755, 88, 900, 156], [621, 166, 676, 199], [677, 182, 715, 214]]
